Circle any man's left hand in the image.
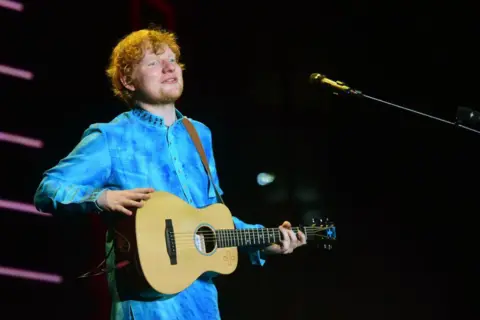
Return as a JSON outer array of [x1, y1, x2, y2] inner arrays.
[[263, 221, 307, 255]]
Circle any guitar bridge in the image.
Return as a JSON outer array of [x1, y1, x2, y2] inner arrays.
[[165, 219, 177, 265]]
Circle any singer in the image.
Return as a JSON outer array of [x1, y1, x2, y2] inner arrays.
[[33, 27, 306, 320]]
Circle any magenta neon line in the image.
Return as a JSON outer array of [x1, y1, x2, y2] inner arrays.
[[0, 0, 23, 12], [0, 132, 44, 148], [0, 199, 51, 217], [0, 265, 62, 283], [0, 64, 33, 80]]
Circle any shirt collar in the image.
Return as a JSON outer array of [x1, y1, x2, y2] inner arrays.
[[131, 106, 184, 127]]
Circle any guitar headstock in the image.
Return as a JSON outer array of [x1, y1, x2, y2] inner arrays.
[[301, 216, 336, 250]]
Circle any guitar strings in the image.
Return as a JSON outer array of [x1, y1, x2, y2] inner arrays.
[[171, 234, 334, 250], [169, 227, 332, 239], [171, 232, 334, 243], [172, 234, 334, 246], [167, 226, 331, 237], [171, 232, 331, 242], [172, 234, 334, 244]]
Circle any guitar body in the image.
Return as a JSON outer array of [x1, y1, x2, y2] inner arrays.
[[113, 192, 238, 298]]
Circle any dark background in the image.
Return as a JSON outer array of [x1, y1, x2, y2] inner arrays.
[[1, 0, 477, 319]]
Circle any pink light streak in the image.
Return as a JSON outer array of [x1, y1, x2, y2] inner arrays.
[[0, 265, 62, 283], [0, 64, 33, 80], [0, 0, 23, 12], [0, 199, 52, 217], [0, 132, 44, 148]]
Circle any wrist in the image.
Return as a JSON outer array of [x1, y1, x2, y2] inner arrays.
[[94, 189, 108, 212]]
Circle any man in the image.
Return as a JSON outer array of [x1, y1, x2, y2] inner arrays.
[[34, 28, 306, 320]]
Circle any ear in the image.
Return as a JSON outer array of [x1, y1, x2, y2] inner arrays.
[[120, 74, 135, 92]]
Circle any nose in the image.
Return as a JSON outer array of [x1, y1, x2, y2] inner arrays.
[[162, 60, 175, 73]]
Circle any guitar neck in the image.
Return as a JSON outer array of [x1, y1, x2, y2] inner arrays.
[[215, 227, 310, 249]]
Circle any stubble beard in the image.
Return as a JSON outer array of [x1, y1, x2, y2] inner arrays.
[[135, 84, 184, 105], [156, 84, 184, 104]]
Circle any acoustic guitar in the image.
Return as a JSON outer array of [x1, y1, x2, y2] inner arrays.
[[112, 191, 336, 298]]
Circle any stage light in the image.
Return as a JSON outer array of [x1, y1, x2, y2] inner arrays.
[[0, 0, 23, 12], [0, 132, 44, 148], [0, 64, 33, 80], [0, 199, 51, 217], [0, 265, 62, 283]]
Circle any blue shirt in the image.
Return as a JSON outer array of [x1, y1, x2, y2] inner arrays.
[[34, 107, 266, 320]]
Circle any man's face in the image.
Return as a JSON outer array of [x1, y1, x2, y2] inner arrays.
[[128, 44, 184, 104]]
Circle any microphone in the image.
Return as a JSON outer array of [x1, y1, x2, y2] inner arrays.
[[309, 73, 362, 95]]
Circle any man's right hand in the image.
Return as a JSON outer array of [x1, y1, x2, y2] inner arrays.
[[96, 188, 155, 216]]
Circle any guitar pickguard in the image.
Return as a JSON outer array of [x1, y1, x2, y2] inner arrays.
[[194, 233, 206, 254]]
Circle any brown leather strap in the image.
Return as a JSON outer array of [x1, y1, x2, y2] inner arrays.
[[182, 117, 224, 204]]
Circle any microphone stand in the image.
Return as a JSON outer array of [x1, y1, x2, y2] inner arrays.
[[309, 73, 480, 136]]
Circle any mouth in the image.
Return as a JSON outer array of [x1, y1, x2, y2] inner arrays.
[[162, 77, 178, 84]]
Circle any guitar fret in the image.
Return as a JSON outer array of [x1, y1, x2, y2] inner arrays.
[[237, 229, 241, 247]]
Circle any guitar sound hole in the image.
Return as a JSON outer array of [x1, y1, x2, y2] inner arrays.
[[195, 226, 216, 254]]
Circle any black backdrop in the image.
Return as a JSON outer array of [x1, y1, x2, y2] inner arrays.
[[0, 0, 477, 319]]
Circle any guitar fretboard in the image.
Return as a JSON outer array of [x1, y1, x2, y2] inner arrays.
[[215, 227, 307, 249]]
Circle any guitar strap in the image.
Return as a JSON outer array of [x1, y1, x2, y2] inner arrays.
[[182, 117, 225, 205]]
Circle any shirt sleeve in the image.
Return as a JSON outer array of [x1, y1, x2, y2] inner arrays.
[[204, 127, 266, 266], [33, 125, 112, 216]]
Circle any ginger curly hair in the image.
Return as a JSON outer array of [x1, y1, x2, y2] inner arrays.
[[106, 27, 185, 105]]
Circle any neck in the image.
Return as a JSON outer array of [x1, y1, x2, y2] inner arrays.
[[215, 226, 311, 249], [136, 102, 177, 126]]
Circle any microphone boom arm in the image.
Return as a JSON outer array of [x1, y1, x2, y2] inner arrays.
[[309, 72, 480, 135]]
